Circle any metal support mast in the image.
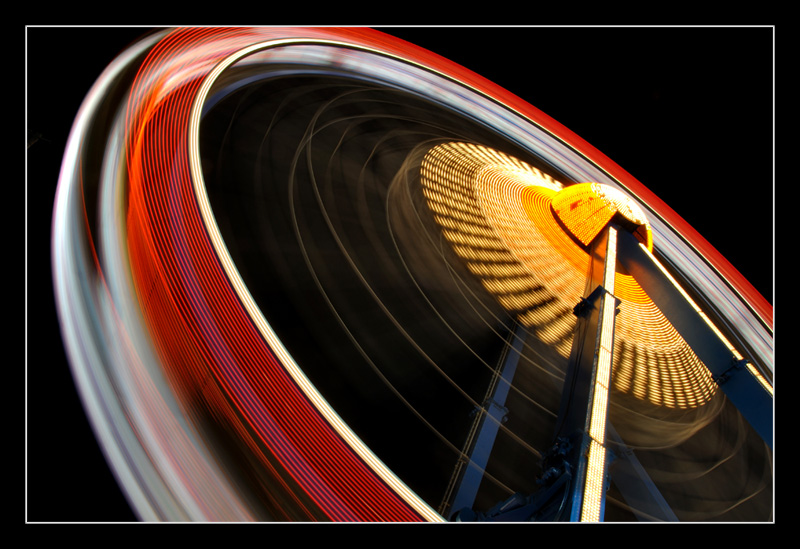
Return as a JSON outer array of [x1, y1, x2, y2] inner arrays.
[[441, 322, 526, 519], [449, 225, 621, 522], [443, 182, 772, 522], [551, 224, 620, 522], [616, 230, 773, 449]]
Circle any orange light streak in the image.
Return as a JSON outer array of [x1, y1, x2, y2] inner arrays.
[[124, 27, 441, 522]]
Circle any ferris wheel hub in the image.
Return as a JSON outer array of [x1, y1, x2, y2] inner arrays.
[[551, 183, 652, 251]]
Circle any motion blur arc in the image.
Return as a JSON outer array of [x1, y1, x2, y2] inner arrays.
[[49, 26, 773, 522]]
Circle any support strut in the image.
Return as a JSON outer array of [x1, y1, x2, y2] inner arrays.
[[616, 230, 773, 449], [554, 225, 620, 522], [441, 321, 526, 519]]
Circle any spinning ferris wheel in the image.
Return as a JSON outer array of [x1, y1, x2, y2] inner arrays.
[[44, 27, 773, 522]]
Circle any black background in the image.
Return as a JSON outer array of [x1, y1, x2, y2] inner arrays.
[[26, 26, 774, 523]]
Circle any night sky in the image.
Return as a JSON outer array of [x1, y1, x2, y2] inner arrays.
[[26, 26, 774, 523]]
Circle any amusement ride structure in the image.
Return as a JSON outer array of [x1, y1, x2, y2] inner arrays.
[[45, 27, 773, 522]]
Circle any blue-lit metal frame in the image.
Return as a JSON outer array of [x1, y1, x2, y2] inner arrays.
[[448, 219, 774, 522], [558, 226, 618, 522], [443, 322, 526, 519], [617, 230, 773, 449]]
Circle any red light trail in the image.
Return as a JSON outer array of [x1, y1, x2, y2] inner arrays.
[[44, 26, 772, 522]]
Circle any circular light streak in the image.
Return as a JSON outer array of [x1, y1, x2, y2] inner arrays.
[[51, 26, 772, 522], [420, 142, 717, 418]]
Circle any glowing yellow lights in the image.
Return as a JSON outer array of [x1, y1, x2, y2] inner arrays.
[[420, 141, 579, 359], [638, 243, 774, 399], [552, 182, 652, 251], [419, 142, 720, 414], [580, 227, 617, 523], [581, 439, 607, 522], [603, 227, 618, 293], [747, 364, 774, 396]]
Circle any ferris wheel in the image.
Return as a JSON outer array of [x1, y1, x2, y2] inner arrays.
[[47, 27, 773, 522]]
